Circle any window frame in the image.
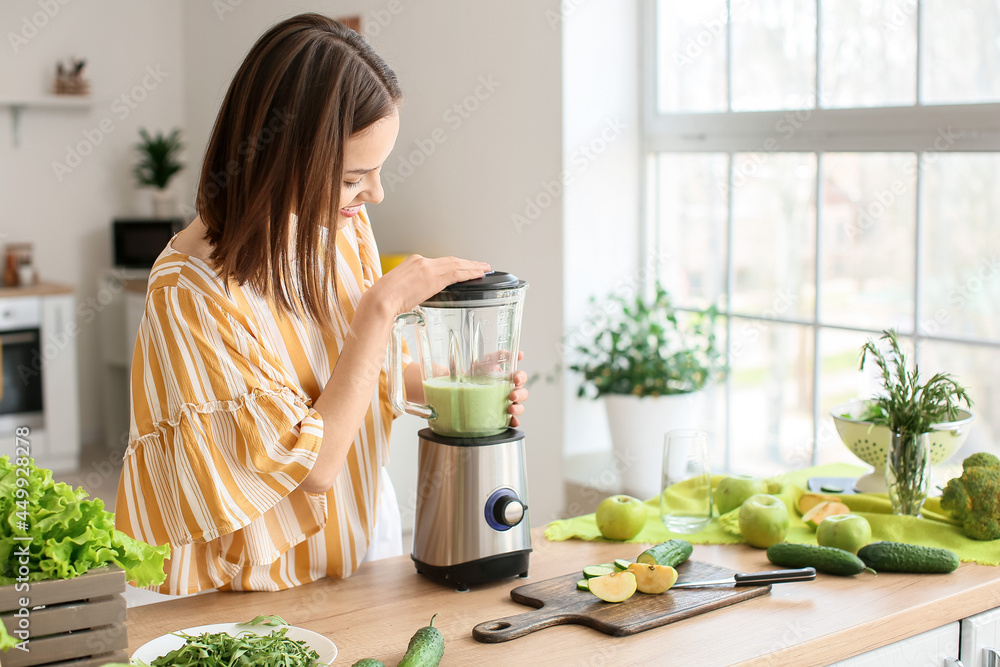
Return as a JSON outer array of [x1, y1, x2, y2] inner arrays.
[[641, 0, 1000, 471]]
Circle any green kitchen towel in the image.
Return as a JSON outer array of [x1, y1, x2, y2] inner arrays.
[[544, 463, 1000, 565]]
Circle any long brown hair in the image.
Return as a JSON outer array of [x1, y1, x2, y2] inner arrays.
[[196, 13, 402, 327]]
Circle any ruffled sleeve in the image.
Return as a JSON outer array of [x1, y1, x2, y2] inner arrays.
[[116, 286, 328, 578]]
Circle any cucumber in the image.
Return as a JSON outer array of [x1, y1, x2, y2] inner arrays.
[[396, 614, 445, 667], [582, 565, 615, 578], [613, 558, 632, 571], [351, 660, 386, 667], [597, 562, 615, 570], [857, 541, 959, 574], [766, 543, 869, 576], [576, 578, 590, 591], [636, 539, 693, 568]]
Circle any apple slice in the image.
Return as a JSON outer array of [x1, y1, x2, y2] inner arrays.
[[797, 492, 839, 516], [802, 500, 851, 529], [588, 571, 637, 603], [626, 562, 679, 594]]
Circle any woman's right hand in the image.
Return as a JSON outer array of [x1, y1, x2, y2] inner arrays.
[[365, 254, 491, 317]]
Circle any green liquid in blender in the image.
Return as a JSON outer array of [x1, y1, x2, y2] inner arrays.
[[422, 376, 512, 438]]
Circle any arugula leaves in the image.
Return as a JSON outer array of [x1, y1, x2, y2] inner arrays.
[[150, 627, 324, 667]]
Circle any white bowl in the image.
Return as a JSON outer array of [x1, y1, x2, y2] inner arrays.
[[132, 622, 337, 665], [830, 399, 973, 492]]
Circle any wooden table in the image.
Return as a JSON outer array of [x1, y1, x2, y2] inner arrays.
[[126, 529, 1000, 666]]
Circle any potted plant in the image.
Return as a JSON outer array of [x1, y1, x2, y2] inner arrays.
[[859, 329, 973, 515], [133, 127, 183, 218], [570, 282, 725, 498]]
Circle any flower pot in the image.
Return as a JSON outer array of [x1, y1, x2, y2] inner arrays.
[[886, 431, 932, 516], [150, 188, 177, 218], [604, 391, 708, 499]]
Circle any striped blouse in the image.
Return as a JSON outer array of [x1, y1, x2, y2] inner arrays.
[[115, 208, 399, 594]]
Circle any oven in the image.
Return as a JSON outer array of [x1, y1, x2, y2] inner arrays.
[[0, 297, 45, 434]]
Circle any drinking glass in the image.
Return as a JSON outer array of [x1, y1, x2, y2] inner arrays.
[[660, 429, 713, 533]]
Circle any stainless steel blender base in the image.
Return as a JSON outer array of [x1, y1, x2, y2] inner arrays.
[[411, 428, 532, 591]]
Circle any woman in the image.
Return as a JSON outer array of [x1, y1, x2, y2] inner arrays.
[[115, 13, 528, 594]]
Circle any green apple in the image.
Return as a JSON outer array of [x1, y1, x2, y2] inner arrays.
[[738, 494, 790, 548], [716, 475, 770, 515], [595, 494, 647, 541], [816, 514, 872, 554]]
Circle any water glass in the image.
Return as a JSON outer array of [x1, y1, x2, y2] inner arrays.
[[660, 429, 712, 533]]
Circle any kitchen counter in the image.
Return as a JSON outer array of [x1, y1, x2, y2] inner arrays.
[[0, 282, 73, 298], [126, 528, 1000, 666]]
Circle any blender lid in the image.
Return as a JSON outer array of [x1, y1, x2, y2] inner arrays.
[[423, 271, 528, 303]]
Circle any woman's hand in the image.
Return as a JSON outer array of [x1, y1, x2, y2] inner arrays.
[[509, 351, 528, 428], [365, 254, 490, 318]]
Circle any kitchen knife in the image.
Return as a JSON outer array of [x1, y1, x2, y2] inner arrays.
[[670, 567, 816, 589]]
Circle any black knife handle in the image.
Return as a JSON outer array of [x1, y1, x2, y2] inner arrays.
[[733, 567, 817, 585]]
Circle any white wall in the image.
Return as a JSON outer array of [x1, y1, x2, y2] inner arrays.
[[0, 1, 186, 449], [561, 1, 642, 462], [180, 1, 566, 523]]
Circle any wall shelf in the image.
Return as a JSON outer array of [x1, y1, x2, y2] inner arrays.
[[0, 96, 93, 147]]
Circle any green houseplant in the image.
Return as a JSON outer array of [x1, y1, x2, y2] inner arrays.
[[569, 282, 725, 498], [134, 127, 183, 217], [859, 329, 973, 515]]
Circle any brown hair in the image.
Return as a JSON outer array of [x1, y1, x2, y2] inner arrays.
[[196, 13, 402, 326]]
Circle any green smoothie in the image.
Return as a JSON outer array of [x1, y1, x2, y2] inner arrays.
[[422, 376, 513, 437]]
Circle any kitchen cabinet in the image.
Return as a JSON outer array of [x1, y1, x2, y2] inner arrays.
[[126, 528, 1000, 666], [0, 285, 79, 471], [97, 270, 147, 451], [960, 607, 1000, 667]]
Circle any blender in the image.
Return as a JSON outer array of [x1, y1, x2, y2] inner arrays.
[[389, 272, 530, 591]]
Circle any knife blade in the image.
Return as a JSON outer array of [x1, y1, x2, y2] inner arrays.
[[670, 567, 816, 589]]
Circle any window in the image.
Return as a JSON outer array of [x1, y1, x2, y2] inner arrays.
[[645, 0, 1000, 477]]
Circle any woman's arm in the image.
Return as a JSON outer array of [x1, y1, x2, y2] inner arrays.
[[299, 255, 490, 494]]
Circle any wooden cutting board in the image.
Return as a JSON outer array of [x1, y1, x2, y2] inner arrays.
[[473, 560, 770, 642]]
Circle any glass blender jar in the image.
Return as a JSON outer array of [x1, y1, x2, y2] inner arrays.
[[388, 271, 531, 591], [389, 272, 527, 437]]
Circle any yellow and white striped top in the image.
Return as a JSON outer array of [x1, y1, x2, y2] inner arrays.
[[115, 208, 398, 594]]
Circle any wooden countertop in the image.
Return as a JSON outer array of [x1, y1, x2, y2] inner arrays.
[[126, 529, 1000, 666], [0, 282, 73, 298]]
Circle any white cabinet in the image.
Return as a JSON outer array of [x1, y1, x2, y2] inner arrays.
[[960, 607, 1000, 667], [828, 622, 960, 667]]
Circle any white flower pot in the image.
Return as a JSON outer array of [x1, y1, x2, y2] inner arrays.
[[150, 189, 177, 218], [604, 391, 708, 499]]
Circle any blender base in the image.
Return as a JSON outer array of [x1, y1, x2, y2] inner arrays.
[[413, 550, 531, 592]]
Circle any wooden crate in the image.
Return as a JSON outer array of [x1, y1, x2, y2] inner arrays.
[[0, 567, 128, 667]]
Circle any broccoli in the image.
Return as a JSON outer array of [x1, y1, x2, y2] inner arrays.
[[940, 452, 1000, 541]]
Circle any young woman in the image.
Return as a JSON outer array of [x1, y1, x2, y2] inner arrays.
[[115, 13, 528, 594]]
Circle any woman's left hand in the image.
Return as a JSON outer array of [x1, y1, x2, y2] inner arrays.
[[509, 351, 528, 427]]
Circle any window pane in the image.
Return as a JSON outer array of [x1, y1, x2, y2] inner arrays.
[[820, 153, 916, 331], [732, 152, 817, 318], [655, 153, 729, 308], [922, 0, 1000, 104], [657, 0, 728, 112], [820, 0, 916, 108], [729, 321, 815, 475], [920, 340, 1000, 468], [920, 153, 1000, 340], [731, 0, 816, 111]]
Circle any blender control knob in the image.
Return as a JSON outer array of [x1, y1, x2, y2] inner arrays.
[[494, 496, 525, 527]]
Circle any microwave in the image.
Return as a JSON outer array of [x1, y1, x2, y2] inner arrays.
[[112, 218, 184, 270]]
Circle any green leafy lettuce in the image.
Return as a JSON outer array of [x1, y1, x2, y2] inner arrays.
[[0, 455, 169, 588]]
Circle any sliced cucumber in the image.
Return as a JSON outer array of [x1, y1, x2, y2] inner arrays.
[[582, 565, 615, 578], [613, 558, 632, 571], [576, 578, 590, 591]]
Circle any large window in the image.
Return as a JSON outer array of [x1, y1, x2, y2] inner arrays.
[[646, 0, 1000, 477]]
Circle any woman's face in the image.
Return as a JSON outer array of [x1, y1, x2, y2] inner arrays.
[[338, 112, 400, 228]]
